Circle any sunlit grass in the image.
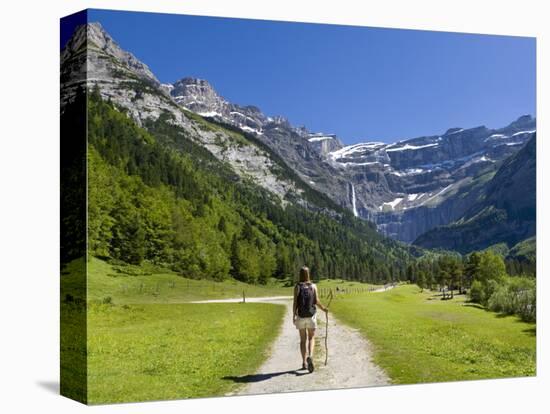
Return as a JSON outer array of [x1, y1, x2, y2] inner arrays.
[[331, 284, 535, 384], [85, 257, 292, 304], [86, 302, 285, 404]]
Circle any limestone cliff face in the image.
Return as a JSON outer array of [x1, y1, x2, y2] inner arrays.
[[165, 77, 351, 209], [325, 118, 534, 242], [413, 135, 536, 253]]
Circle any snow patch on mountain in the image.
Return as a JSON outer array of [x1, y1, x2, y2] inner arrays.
[[197, 111, 223, 117], [390, 168, 425, 177], [339, 161, 383, 167], [241, 125, 262, 134], [379, 197, 404, 211], [512, 130, 536, 137], [329, 142, 385, 160], [485, 133, 507, 140], [308, 136, 334, 142], [386, 142, 440, 152]]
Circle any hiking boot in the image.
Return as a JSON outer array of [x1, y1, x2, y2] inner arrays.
[[306, 356, 314, 373]]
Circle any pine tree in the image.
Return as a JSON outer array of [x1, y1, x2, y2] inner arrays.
[[217, 215, 228, 234], [230, 234, 242, 280], [464, 252, 482, 289]]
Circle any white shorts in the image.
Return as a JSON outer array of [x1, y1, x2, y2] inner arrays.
[[294, 314, 317, 330]]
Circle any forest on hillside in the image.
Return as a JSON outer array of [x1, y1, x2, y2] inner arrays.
[[83, 87, 413, 284]]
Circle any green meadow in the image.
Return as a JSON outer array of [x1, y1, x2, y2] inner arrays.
[[61, 258, 290, 404], [86, 257, 292, 304], [330, 284, 536, 384], [316, 279, 380, 291], [87, 302, 285, 404]]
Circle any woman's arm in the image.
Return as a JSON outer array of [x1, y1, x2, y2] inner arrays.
[[293, 284, 299, 321], [313, 285, 328, 313]]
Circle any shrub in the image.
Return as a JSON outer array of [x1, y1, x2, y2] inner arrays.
[[469, 280, 485, 304], [482, 279, 500, 306], [509, 277, 536, 322], [487, 284, 512, 314], [484, 276, 536, 322], [517, 288, 536, 322]]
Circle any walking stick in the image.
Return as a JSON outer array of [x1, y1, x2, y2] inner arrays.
[[324, 290, 334, 366]]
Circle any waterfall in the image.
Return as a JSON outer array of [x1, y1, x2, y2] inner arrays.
[[350, 182, 359, 217]]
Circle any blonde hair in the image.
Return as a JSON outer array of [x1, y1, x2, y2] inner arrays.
[[299, 266, 311, 283]]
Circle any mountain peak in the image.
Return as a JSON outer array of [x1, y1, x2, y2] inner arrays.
[[516, 114, 533, 122], [86, 21, 121, 53], [497, 114, 536, 135], [87, 21, 107, 38], [62, 21, 160, 86], [444, 127, 464, 135], [508, 114, 534, 128], [170, 77, 226, 114], [63, 21, 118, 55], [173, 77, 213, 88]]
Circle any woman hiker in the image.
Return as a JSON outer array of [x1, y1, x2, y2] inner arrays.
[[293, 266, 328, 373]]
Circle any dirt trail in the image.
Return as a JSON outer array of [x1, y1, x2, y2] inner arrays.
[[192, 295, 390, 395]]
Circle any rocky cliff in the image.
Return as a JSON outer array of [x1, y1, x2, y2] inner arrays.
[[413, 135, 536, 253]]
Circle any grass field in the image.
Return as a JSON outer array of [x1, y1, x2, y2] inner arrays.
[[330, 284, 536, 384], [60, 303, 87, 402], [82, 257, 293, 304], [86, 302, 286, 404], [61, 257, 291, 402], [316, 279, 380, 291]]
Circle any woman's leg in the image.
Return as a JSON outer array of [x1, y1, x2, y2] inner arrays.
[[307, 328, 316, 358], [299, 328, 307, 365]]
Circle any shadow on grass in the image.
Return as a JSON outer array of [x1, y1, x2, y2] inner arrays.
[[463, 303, 485, 310], [464, 303, 518, 319], [223, 369, 308, 383], [522, 327, 536, 336]]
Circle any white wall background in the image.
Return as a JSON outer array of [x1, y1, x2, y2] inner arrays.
[[0, 0, 547, 412]]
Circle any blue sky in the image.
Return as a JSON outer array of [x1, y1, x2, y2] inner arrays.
[[63, 9, 536, 144]]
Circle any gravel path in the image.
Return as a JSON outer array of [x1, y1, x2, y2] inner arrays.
[[192, 295, 391, 395]]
